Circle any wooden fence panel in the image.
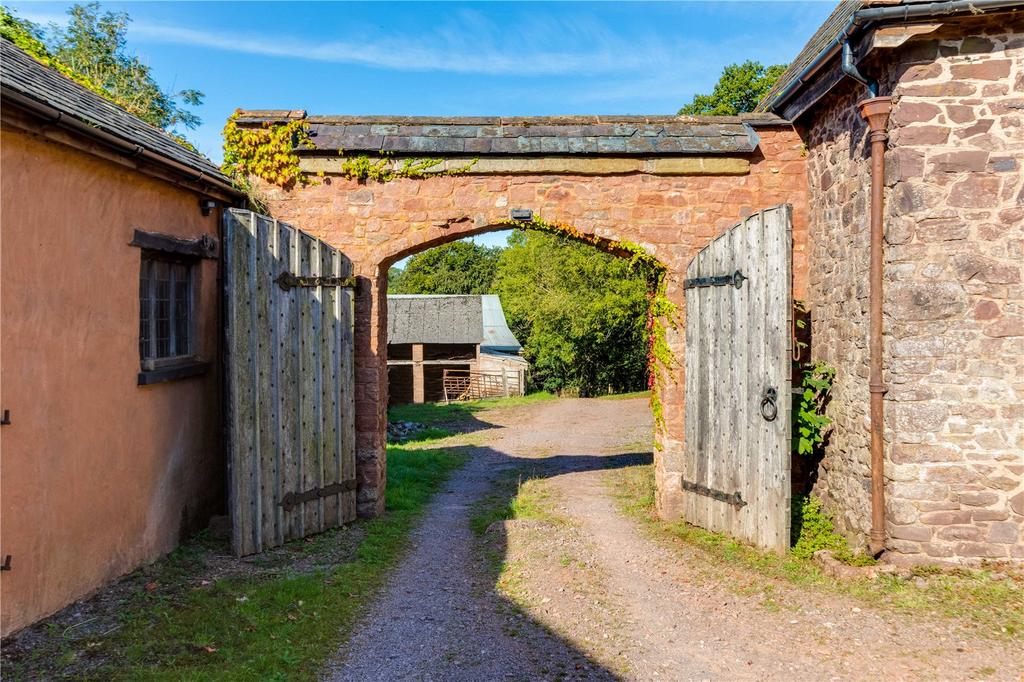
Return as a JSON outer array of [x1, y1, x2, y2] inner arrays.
[[225, 209, 357, 557], [682, 205, 792, 552]]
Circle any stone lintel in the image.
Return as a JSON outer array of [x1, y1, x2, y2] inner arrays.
[[298, 155, 749, 177]]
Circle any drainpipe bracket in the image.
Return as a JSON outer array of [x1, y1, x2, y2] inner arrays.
[[869, 383, 888, 394]]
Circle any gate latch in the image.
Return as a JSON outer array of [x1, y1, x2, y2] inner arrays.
[[683, 270, 746, 290]]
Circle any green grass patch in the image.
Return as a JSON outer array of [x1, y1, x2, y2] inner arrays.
[[469, 473, 563, 537], [6, 440, 465, 681], [388, 391, 555, 428], [608, 463, 1024, 641], [595, 390, 651, 401]]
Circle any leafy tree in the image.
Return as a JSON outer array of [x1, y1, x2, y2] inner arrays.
[[678, 60, 787, 116], [389, 241, 502, 295], [1, 4, 202, 136], [49, 3, 203, 132], [492, 231, 649, 396]]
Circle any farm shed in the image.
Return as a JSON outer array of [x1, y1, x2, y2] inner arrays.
[[0, 39, 242, 635], [386, 295, 527, 404]]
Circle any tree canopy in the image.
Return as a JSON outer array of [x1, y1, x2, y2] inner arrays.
[[678, 60, 787, 116], [492, 231, 649, 395], [1, 3, 203, 136], [389, 241, 502, 295]]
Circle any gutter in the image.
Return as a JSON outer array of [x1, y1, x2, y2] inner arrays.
[[763, 0, 1024, 115], [1, 86, 241, 198]]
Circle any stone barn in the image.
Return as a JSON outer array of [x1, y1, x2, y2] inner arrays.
[[386, 294, 527, 404]]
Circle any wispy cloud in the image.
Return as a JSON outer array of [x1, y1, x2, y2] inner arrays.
[[18, 7, 674, 77]]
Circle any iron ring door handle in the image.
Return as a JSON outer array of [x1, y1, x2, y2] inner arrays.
[[760, 386, 778, 422]]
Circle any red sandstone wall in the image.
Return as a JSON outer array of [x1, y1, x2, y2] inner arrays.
[[0, 128, 224, 634], [259, 126, 809, 520], [803, 16, 1023, 562]]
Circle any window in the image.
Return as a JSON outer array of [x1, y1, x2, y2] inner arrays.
[[139, 254, 195, 369]]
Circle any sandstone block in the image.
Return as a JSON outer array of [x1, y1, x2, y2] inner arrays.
[[953, 254, 1021, 284], [893, 125, 950, 146], [955, 541, 1008, 558], [920, 510, 972, 525], [890, 524, 933, 541], [950, 60, 1011, 80], [888, 281, 968, 320], [937, 524, 983, 541], [948, 177, 1001, 208], [930, 150, 989, 173], [984, 316, 1024, 338], [1011, 491, 1024, 516], [889, 402, 949, 433], [958, 491, 999, 507], [988, 521, 1021, 545]]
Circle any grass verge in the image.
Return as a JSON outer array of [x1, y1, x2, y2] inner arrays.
[[608, 463, 1024, 641], [3, 443, 465, 681], [595, 390, 651, 401]]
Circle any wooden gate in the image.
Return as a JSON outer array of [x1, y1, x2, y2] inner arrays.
[[682, 204, 792, 552], [224, 209, 356, 556]]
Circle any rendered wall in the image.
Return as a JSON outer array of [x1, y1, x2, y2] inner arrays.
[[803, 16, 1024, 562], [0, 127, 224, 634]]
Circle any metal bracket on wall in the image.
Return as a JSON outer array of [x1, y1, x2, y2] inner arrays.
[[680, 478, 747, 509], [683, 270, 747, 290], [0, 409, 9, 426], [1, 555, 11, 571], [274, 273, 357, 292], [279, 480, 358, 512]]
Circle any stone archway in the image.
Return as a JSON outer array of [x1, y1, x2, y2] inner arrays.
[[242, 112, 809, 519]]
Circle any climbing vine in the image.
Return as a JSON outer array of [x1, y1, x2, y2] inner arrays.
[[498, 215, 678, 434], [338, 153, 478, 182], [221, 112, 318, 189]]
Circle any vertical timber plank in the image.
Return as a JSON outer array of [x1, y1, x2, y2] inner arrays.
[[298, 233, 318, 534], [225, 211, 256, 556], [730, 218, 751, 544], [683, 254, 698, 528], [339, 254, 357, 522], [320, 242, 341, 529], [254, 215, 276, 552], [269, 219, 285, 547]]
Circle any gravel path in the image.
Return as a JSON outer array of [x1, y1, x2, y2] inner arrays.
[[324, 397, 1022, 681]]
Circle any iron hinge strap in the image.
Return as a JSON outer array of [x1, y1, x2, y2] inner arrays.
[[683, 270, 747, 290], [680, 478, 747, 509], [280, 480, 357, 511], [275, 273, 357, 291]]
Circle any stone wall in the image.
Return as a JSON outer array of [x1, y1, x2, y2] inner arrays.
[[804, 15, 1024, 562], [259, 126, 809, 519]]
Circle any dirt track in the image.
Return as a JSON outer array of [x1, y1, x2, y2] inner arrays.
[[325, 397, 1022, 681]]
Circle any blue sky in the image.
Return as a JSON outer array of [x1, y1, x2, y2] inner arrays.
[[9, 1, 835, 250]]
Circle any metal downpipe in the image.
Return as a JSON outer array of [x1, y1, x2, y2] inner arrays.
[[858, 93, 892, 557]]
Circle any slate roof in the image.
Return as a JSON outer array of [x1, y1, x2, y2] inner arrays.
[[387, 295, 522, 352], [235, 112, 786, 156], [1, 39, 233, 187]]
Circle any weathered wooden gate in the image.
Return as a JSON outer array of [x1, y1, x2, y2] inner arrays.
[[224, 209, 356, 556], [682, 204, 792, 552]]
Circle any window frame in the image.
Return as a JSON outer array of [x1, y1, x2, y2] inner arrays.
[[139, 250, 199, 371]]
